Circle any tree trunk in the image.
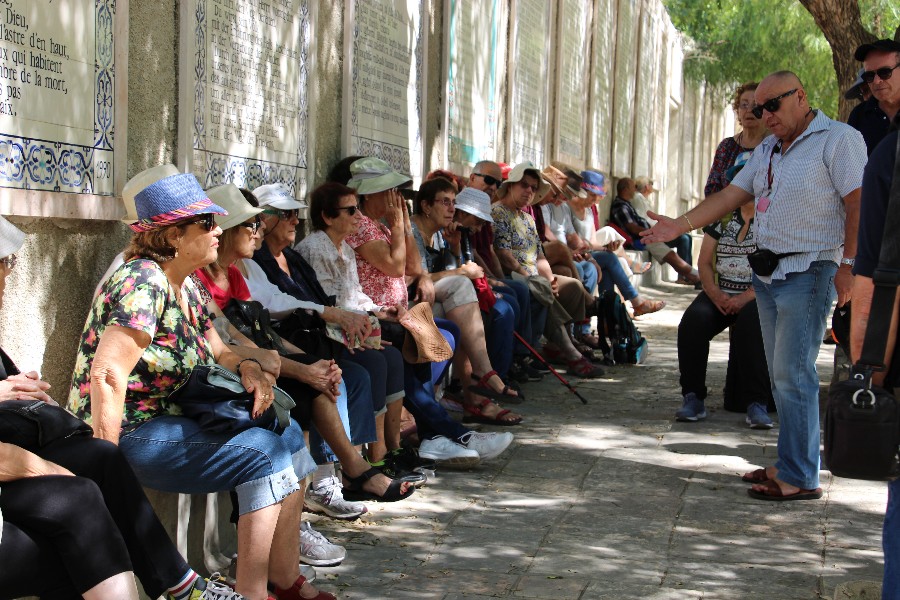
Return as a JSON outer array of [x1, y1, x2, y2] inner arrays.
[[798, 0, 875, 121]]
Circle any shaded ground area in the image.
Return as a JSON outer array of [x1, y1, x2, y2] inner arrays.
[[308, 283, 886, 600]]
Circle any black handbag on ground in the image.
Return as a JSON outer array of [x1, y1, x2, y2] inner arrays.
[[223, 299, 289, 356], [824, 132, 900, 481], [0, 400, 93, 451], [168, 364, 295, 434]]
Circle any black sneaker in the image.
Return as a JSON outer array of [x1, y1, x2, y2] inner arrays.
[[389, 446, 437, 471], [520, 356, 550, 376]]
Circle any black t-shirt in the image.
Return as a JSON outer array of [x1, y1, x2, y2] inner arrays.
[[847, 97, 892, 156], [855, 130, 899, 278]]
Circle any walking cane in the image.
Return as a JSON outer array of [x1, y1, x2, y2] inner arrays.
[[513, 331, 588, 404]]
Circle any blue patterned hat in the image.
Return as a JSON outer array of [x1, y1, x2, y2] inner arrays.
[[130, 173, 227, 233], [581, 170, 606, 195]]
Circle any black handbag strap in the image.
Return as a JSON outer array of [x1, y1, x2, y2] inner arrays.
[[858, 131, 900, 371]]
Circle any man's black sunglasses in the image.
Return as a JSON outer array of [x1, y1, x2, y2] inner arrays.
[[861, 63, 900, 83], [186, 213, 216, 231], [751, 88, 798, 119], [474, 172, 502, 187]]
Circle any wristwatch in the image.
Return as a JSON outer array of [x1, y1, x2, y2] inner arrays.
[[839, 257, 855, 267]]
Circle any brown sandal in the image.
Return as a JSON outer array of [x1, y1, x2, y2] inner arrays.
[[633, 299, 666, 316], [463, 398, 522, 426]]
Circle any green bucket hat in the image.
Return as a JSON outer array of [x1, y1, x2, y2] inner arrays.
[[347, 157, 412, 195]]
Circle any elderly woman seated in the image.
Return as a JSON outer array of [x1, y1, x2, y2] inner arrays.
[[67, 170, 336, 600], [0, 216, 243, 600], [300, 176, 512, 466], [408, 179, 523, 425]]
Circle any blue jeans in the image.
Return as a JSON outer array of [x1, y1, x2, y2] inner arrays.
[[404, 361, 470, 442], [576, 260, 598, 294], [591, 250, 639, 301], [666, 233, 693, 266], [433, 318, 459, 384], [307, 360, 378, 464], [486, 295, 515, 379], [120, 416, 315, 515], [494, 280, 531, 357], [753, 260, 836, 490], [885, 479, 900, 599], [504, 278, 547, 350]]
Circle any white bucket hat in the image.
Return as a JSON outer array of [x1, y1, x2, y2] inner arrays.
[[454, 188, 493, 223], [0, 215, 25, 259]]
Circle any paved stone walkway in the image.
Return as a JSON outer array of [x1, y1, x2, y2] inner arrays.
[[307, 284, 888, 600]]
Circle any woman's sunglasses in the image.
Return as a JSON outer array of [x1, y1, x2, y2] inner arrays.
[[186, 213, 216, 232], [335, 205, 359, 215], [238, 216, 262, 234], [751, 88, 797, 119], [263, 208, 300, 220]]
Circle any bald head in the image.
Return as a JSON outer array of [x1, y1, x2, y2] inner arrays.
[[755, 71, 811, 144], [468, 160, 502, 195]]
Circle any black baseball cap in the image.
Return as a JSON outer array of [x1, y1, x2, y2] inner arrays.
[[854, 39, 900, 61]]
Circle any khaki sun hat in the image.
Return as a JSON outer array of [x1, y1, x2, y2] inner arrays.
[[498, 162, 549, 200], [253, 183, 307, 210], [207, 184, 264, 231]]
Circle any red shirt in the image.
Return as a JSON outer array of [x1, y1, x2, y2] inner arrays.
[[193, 265, 251, 311]]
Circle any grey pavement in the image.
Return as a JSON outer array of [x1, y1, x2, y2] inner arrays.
[[307, 283, 888, 600]]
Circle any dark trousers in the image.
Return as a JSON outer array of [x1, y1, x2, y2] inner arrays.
[[666, 233, 693, 266], [677, 292, 773, 410], [0, 436, 189, 599]]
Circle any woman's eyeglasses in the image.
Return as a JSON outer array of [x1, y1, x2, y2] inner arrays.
[[335, 205, 359, 215], [861, 63, 900, 83], [435, 197, 455, 207], [751, 88, 797, 119], [0, 254, 16, 269], [238, 217, 262, 234], [186, 213, 216, 232], [264, 208, 300, 220]]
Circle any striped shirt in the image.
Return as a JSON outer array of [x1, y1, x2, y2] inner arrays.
[[730, 110, 866, 281]]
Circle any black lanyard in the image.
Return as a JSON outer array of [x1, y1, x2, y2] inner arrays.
[[765, 141, 783, 193]]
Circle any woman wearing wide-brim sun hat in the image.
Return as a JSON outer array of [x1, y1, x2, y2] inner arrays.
[[68, 169, 337, 600]]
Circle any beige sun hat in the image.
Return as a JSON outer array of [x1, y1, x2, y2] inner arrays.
[[0, 215, 25, 259], [497, 162, 549, 200], [207, 184, 264, 231], [122, 164, 180, 222]]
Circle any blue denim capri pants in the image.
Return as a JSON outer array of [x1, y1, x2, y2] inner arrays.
[[120, 416, 316, 515]]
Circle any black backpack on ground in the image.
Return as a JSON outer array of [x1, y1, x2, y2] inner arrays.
[[594, 291, 649, 365]]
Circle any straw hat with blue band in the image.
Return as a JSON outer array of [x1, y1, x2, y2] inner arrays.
[[347, 157, 412, 196], [130, 173, 227, 233]]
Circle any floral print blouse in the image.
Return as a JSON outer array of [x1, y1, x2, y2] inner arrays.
[[344, 215, 409, 309], [68, 259, 216, 429], [491, 203, 542, 276]]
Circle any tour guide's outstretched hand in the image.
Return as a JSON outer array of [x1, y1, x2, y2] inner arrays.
[[640, 211, 687, 244]]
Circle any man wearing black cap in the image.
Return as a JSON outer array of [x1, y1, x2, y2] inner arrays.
[[849, 39, 900, 155]]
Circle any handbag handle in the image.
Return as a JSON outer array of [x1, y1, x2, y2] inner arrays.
[[857, 131, 900, 374]]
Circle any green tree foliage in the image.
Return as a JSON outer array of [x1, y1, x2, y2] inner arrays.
[[663, 0, 898, 118]]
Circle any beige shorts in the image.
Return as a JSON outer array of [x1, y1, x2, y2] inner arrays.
[[431, 275, 478, 318]]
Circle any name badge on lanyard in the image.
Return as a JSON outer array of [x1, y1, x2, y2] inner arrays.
[[758, 141, 782, 215]]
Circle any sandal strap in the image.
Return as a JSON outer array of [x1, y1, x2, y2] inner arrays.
[[344, 466, 381, 486], [472, 370, 499, 387]]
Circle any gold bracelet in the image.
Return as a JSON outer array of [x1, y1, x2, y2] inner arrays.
[[682, 214, 695, 232]]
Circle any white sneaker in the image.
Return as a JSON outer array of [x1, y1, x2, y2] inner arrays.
[[460, 431, 514, 461], [299, 521, 346, 566], [305, 476, 368, 520], [418, 435, 481, 468]]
